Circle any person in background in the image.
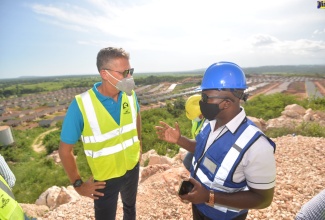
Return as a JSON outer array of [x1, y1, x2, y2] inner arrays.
[[156, 61, 276, 220], [0, 155, 35, 219], [295, 189, 325, 220], [0, 154, 16, 188], [183, 94, 207, 171], [59, 47, 142, 220], [0, 175, 32, 220]]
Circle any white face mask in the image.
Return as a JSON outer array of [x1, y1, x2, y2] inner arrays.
[[105, 70, 135, 96], [193, 117, 202, 122]]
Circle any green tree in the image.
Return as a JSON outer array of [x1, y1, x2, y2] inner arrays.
[[165, 97, 185, 117]]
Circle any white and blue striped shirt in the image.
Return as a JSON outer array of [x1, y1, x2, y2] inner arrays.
[[0, 154, 16, 188]]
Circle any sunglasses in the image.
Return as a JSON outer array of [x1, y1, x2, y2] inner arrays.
[[105, 68, 134, 78], [201, 93, 234, 103]]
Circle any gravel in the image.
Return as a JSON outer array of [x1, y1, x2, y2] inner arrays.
[[22, 135, 325, 220]]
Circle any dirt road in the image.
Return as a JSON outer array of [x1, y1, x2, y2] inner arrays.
[[314, 81, 325, 95], [32, 128, 58, 152], [248, 82, 282, 100]]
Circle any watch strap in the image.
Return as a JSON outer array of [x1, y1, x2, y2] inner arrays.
[[72, 179, 83, 188], [207, 190, 214, 207]]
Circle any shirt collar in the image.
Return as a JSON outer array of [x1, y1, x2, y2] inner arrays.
[[93, 82, 122, 102], [226, 106, 246, 133]]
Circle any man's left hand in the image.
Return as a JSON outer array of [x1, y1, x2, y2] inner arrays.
[[179, 177, 210, 204]]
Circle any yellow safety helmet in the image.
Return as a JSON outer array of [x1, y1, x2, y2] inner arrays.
[[185, 94, 202, 120]]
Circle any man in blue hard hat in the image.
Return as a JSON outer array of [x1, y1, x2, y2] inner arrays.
[[156, 62, 276, 220]]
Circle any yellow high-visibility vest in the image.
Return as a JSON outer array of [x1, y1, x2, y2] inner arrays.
[[0, 175, 26, 220], [76, 90, 140, 181], [191, 119, 206, 139]]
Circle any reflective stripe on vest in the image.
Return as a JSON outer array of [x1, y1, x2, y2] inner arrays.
[[76, 89, 140, 180], [84, 136, 139, 158], [0, 178, 15, 200], [81, 123, 136, 144], [0, 176, 25, 220], [213, 125, 261, 186]]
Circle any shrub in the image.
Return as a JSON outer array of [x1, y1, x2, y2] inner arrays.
[[141, 106, 191, 156], [300, 97, 325, 111], [265, 122, 325, 138], [43, 130, 61, 154], [296, 122, 325, 137], [244, 93, 301, 120]]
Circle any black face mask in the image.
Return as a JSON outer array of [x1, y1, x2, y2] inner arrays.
[[199, 100, 225, 121]]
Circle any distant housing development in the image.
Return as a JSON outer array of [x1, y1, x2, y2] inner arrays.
[[0, 75, 324, 129]]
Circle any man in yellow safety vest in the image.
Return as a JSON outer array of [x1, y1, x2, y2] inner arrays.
[[59, 47, 142, 220]]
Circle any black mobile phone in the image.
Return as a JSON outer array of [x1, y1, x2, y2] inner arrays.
[[178, 180, 194, 195]]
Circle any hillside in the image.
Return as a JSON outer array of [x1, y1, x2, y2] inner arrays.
[[1, 65, 324, 82], [165, 65, 325, 76], [20, 134, 324, 220], [243, 65, 325, 75]]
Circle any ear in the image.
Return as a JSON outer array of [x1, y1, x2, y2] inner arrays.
[[223, 99, 232, 109], [100, 69, 108, 80]]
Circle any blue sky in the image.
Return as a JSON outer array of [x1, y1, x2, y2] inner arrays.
[[0, 0, 324, 79]]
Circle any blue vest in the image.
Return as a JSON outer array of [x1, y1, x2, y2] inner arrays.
[[191, 118, 276, 220]]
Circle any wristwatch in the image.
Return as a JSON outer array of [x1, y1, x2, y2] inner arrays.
[[206, 190, 215, 207], [73, 179, 83, 188]]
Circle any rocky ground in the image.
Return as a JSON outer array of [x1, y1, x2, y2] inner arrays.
[[21, 135, 325, 220]]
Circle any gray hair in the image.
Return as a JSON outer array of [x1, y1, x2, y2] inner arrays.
[[96, 47, 130, 72]]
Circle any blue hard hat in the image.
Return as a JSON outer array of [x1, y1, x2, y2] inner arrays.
[[199, 61, 247, 90]]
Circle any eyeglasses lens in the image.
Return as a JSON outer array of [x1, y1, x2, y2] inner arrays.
[[123, 68, 134, 77], [201, 93, 208, 103]]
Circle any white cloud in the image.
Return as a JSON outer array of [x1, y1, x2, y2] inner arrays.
[[25, 0, 325, 72], [313, 29, 325, 35], [250, 34, 279, 47]]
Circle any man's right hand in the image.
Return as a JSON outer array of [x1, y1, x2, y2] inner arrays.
[[74, 177, 106, 200], [155, 121, 181, 144]]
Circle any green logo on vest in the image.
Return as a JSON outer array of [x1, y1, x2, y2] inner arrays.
[[122, 102, 130, 114], [0, 193, 10, 209]]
